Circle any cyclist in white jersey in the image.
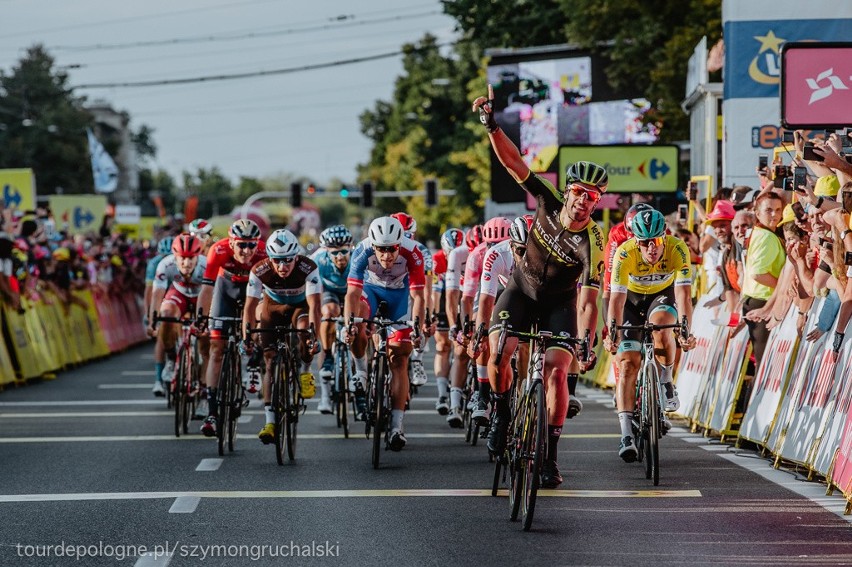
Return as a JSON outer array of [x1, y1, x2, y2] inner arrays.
[[148, 234, 208, 397], [433, 228, 465, 415]]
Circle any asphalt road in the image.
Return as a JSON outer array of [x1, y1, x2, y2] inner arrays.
[[1, 344, 851, 566]]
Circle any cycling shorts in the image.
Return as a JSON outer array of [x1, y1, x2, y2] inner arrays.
[[256, 294, 308, 351], [209, 275, 246, 340], [618, 285, 678, 353], [321, 290, 346, 306], [487, 278, 578, 353], [361, 285, 412, 343], [161, 287, 196, 317], [434, 311, 450, 331]]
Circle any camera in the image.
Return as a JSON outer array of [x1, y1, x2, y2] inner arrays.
[[773, 164, 791, 188], [782, 130, 795, 144], [803, 143, 824, 162], [820, 238, 833, 251], [845, 251, 852, 267], [793, 167, 808, 193], [790, 201, 806, 222], [677, 204, 688, 224], [686, 181, 698, 200], [758, 154, 768, 170]]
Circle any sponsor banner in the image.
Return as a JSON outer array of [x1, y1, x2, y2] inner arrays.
[[558, 145, 679, 193], [829, 386, 852, 498], [764, 299, 826, 453], [0, 168, 37, 212], [723, 98, 780, 188], [708, 326, 751, 434], [49, 195, 107, 235], [738, 305, 799, 446], [674, 297, 723, 420], [813, 334, 852, 478], [114, 204, 141, 225], [776, 340, 838, 467], [781, 42, 852, 129], [722, 15, 852, 100]]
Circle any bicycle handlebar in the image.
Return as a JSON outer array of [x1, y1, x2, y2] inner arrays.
[[494, 320, 589, 366], [609, 316, 690, 342]]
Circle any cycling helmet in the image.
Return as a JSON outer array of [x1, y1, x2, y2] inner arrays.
[[266, 229, 301, 258], [228, 219, 261, 240], [390, 212, 417, 234], [483, 217, 512, 243], [630, 209, 666, 240], [319, 225, 353, 248], [171, 234, 203, 257], [624, 203, 654, 236], [189, 219, 213, 237], [157, 236, 174, 256], [565, 161, 608, 191], [509, 215, 533, 245], [440, 228, 464, 255], [368, 217, 404, 247], [464, 225, 484, 250]]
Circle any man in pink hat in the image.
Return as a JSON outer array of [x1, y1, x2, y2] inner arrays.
[[701, 200, 736, 295]]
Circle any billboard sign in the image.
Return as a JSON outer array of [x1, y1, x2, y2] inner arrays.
[[558, 145, 679, 193], [781, 42, 852, 129]]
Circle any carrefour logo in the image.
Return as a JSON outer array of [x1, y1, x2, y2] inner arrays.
[[748, 30, 784, 85], [637, 159, 671, 180], [2, 184, 22, 208]]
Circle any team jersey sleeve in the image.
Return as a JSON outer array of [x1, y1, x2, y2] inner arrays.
[[462, 249, 483, 298], [518, 172, 563, 208], [405, 243, 426, 290], [145, 256, 161, 284], [246, 271, 263, 299], [445, 249, 463, 290], [603, 234, 620, 295], [671, 238, 693, 287], [479, 249, 504, 298], [152, 256, 173, 290], [580, 223, 604, 290], [346, 243, 369, 288], [305, 267, 322, 296], [418, 244, 434, 276], [610, 242, 630, 294], [202, 244, 222, 285]]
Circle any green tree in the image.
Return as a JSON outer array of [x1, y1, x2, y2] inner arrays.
[[182, 167, 234, 219], [138, 168, 177, 217], [0, 44, 93, 195], [441, 0, 566, 48]]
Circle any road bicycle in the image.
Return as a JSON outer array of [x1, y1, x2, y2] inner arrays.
[[464, 322, 487, 447], [609, 317, 688, 486], [207, 314, 246, 457], [322, 316, 358, 438], [246, 324, 314, 464], [153, 313, 203, 437], [493, 319, 588, 531]]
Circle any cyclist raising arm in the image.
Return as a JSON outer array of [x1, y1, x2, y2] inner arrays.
[[603, 208, 696, 462], [473, 87, 602, 488]]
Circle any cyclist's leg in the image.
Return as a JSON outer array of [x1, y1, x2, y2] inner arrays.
[[319, 292, 341, 378], [255, 297, 282, 433], [614, 292, 647, 460], [386, 289, 413, 450], [350, 288, 374, 391], [158, 291, 185, 381], [292, 304, 316, 399], [433, 312, 451, 414], [648, 287, 679, 411], [202, 278, 237, 431], [448, 331, 470, 419]]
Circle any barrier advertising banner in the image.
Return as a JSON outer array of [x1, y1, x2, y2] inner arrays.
[[674, 298, 724, 420], [814, 339, 852, 477], [708, 326, 751, 435]]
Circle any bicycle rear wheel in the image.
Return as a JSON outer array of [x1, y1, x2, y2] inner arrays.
[[521, 381, 546, 531], [285, 349, 299, 461], [173, 348, 186, 438], [272, 353, 286, 465], [217, 349, 233, 457], [371, 356, 387, 470]]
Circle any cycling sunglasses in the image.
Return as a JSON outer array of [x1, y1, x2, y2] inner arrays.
[[373, 244, 400, 254], [235, 241, 257, 250], [565, 184, 602, 203], [329, 249, 350, 257], [271, 256, 295, 265], [637, 236, 665, 248]]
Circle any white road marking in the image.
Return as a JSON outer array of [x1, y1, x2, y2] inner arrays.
[[0, 488, 703, 503], [139, 354, 155, 360], [134, 552, 172, 567], [0, 400, 163, 407], [196, 458, 223, 472], [168, 496, 201, 513], [98, 384, 151, 389], [0, 412, 172, 418], [122, 370, 155, 375], [237, 415, 253, 424]]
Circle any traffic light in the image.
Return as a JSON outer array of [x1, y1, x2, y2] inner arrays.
[[362, 181, 374, 208], [340, 187, 350, 198], [425, 179, 438, 207], [290, 182, 302, 208], [306, 184, 316, 195]]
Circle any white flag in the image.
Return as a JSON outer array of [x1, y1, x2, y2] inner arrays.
[[86, 128, 119, 194]]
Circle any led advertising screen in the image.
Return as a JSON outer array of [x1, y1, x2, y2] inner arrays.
[[781, 42, 852, 129]]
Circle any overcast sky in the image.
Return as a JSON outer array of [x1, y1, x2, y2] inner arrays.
[[0, 0, 459, 186]]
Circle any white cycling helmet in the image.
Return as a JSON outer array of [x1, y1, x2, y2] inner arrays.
[[368, 216, 404, 247], [266, 229, 301, 258], [229, 218, 260, 240]]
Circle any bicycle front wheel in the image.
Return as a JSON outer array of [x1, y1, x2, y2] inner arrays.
[[227, 348, 241, 453], [521, 381, 546, 531], [272, 353, 286, 465], [644, 363, 661, 485], [217, 349, 233, 457], [336, 347, 350, 438], [285, 350, 299, 461], [173, 349, 186, 438], [508, 399, 526, 521], [371, 356, 387, 470]]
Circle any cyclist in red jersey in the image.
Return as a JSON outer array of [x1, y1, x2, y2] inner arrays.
[[196, 219, 267, 437]]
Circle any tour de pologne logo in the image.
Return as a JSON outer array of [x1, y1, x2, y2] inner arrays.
[[748, 30, 785, 85], [806, 69, 850, 105]]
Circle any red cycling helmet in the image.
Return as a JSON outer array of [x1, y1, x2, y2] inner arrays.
[[482, 217, 512, 243], [390, 212, 417, 234], [172, 234, 204, 257], [624, 203, 654, 236], [465, 225, 484, 250]]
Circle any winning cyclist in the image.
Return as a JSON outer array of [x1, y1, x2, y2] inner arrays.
[[311, 225, 354, 414], [344, 216, 432, 451], [433, 228, 465, 415], [148, 234, 208, 398], [473, 87, 602, 488], [390, 212, 433, 388], [197, 219, 267, 437], [244, 229, 322, 444], [603, 208, 697, 462]]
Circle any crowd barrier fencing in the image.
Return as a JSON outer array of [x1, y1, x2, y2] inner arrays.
[[0, 289, 146, 388]]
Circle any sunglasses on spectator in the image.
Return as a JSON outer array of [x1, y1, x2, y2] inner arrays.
[[373, 245, 399, 254], [564, 184, 602, 203], [235, 241, 257, 250], [329, 249, 350, 257], [271, 256, 295, 265], [637, 236, 665, 248]]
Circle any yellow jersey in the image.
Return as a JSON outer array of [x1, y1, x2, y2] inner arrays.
[[611, 235, 692, 295]]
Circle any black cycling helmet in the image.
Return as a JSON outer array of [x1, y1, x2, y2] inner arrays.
[[319, 225, 353, 248], [565, 161, 608, 191]]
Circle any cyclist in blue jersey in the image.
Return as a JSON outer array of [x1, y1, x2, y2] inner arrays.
[[311, 225, 354, 414], [144, 236, 174, 334]]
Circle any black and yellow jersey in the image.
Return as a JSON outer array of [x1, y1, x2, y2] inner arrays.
[[611, 235, 692, 295], [512, 172, 604, 300]]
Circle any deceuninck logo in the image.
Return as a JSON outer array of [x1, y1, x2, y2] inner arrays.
[[806, 68, 850, 105]]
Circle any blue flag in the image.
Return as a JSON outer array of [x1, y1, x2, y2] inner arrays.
[[86, 128, 119, 193]]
